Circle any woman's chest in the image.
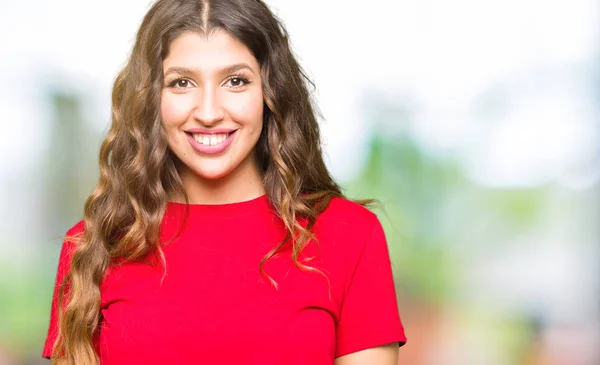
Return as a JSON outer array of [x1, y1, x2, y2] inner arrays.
[[98, 240, 338, 365]]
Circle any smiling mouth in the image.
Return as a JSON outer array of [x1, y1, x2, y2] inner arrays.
[[185, 131, 235, 146]]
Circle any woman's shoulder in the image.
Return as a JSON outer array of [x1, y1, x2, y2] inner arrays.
[[318, 197, 378, 223], [315, 197, 381, 236], [50, 220, 85, 276], [66, 219, 86, 236], [312, 197, 391, 274], [60, 219, 86, 252]]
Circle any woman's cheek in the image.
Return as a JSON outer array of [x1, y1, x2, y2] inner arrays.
[[160, 93, 191, 127], [228, 91, 264, 127]]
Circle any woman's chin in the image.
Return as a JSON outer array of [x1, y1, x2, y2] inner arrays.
[[191, 167, 231, 181]]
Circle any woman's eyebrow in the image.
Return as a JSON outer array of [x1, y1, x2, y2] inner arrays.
[[164, 66, 195, 78], [220, 63, 255, 75], [164, 63, 256, 78]]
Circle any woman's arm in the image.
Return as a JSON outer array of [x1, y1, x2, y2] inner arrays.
[[334, 343, 399, 365]]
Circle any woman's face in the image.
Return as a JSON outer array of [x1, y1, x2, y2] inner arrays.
[[161, 30, 264, 182]]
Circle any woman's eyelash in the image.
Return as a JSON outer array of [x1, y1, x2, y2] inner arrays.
[[165, 76, 252, 89], [225, 75, 251, 89], [167, 78, 192, 88]]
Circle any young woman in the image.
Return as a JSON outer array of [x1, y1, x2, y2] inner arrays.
[[42, 0, 406, 364]]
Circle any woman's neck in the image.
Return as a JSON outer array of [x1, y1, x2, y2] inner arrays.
[[171, 157, 265, 205]]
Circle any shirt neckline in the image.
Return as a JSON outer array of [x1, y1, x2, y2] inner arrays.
[[166, 194, 271, 216]]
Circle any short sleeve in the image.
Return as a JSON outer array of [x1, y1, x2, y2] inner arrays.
[[335, 217, 407, 358], [42, 221, 83, 359]]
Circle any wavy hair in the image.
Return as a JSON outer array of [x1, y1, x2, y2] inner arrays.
[[51, 0, 351, 363]]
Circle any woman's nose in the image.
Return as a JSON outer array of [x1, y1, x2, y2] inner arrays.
[[192, 88, 225, 126]]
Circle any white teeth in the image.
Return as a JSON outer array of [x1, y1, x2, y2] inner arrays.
[[192, 133, 230, 145]]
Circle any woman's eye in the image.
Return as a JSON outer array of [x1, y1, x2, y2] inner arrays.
[[225, 76, 250, 89], [168, 78, 192, 88]]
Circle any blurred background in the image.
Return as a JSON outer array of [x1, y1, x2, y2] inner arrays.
[[0, 0, 598, 364]]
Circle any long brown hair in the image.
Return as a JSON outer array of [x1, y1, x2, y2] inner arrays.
[[52, 0, 347, 363]]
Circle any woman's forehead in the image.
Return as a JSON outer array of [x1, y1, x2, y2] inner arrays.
[[163, 30, 259, 74]]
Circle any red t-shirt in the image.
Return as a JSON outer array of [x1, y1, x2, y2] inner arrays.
[[43, 195, 406, 364]]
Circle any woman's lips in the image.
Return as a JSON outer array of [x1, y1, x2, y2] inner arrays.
[[185, 130, 237, 155]]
